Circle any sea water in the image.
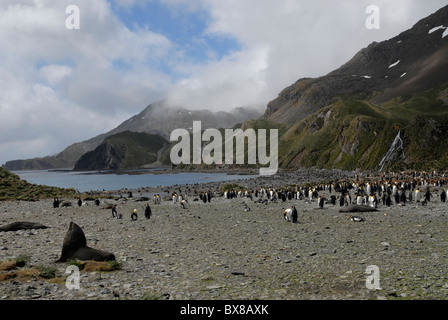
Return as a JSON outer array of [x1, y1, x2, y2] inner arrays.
[[14, 169, 258, 193]]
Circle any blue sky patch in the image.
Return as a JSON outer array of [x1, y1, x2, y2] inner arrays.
[[110, 1, 241, 65]]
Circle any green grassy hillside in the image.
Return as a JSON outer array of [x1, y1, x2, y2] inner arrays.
[[274, 83, 448, 171], [0, 167, 76, 201], [158, 84, 448, 172]]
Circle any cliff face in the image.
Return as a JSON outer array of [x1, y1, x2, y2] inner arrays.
[[73, 131, 168, 171], [73, 143, 127, 171]]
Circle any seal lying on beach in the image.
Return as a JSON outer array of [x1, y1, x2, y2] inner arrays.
[[55, 222, 115, 263], [339, 205, 378, 213], [0, 221, 49, 232]]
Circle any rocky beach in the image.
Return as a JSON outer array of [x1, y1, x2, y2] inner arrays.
[[1, 169, 448, 301]]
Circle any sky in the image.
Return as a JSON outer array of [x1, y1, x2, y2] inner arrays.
[[0, 0, 447, 166]]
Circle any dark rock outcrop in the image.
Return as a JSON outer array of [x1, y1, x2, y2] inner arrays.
[[73, 142, 127, 171], [73, 131, 168, 171]]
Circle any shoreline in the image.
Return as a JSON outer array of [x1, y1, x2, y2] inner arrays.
[[77, 168, 358, 198]]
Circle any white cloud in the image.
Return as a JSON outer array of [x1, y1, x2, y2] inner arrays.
[[1, 0, 447, 165], [40, 65, 73, 86], [164, 0, 448, 110], [0, 0, 173, 164]]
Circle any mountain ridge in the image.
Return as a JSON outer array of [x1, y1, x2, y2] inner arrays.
[[3, 102, 263, 171], [263, 5, 448, 127], [244, 5, 448, 172]]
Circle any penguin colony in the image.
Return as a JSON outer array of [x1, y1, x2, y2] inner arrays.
[[51, 170, 447, 225], [53, 186, 216, 222], [220, 170, 448, 223]]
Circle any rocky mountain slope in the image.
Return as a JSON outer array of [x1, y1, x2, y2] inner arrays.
[[253, 5, 448, 171], [3, 102, 262, 171], [264, 5, 448, 127], [73, 131, 168, 171]]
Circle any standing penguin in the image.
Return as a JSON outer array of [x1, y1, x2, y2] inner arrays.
[[424, 188, 431, 202], [207, 191, 212, 203], [385, 194, 391, 207], [356, 194, 363, 205], [144, 203, 152, 219], [318, 196, 324, 209], [111, 205, 118, 218], [339, 195, 345, 207], [415, 188, 421, 202], [441, 189, 446, 203], [291, 206, 298, 223]]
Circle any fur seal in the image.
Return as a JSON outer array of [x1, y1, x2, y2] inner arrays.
[[339, 205, 378, 213], [56, 222, 115, 263], [0, 221, 49, 232]]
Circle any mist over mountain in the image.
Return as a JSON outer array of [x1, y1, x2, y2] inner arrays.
[[3, 102, 263, 171]]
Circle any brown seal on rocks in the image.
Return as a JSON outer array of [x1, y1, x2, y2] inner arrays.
[[0, 221, 49, 232], [55, 222, 115, 263]]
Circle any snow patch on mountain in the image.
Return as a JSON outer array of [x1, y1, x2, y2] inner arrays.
[[443, 28, 448, 38], [389, 60, 400, 69], [428, 25, 446, 34]]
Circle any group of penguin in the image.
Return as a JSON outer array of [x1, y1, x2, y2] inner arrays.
[[234, 173, 448, 225], [111, 204, 152, 221], [224, 186, 324, 203], [170, 191, 213, 210]]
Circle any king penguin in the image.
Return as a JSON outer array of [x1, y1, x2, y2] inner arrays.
[[291, 206, 298, 223], [350, 215, 365, 222], [318, 196, 324, 209], [415, 188, 421, 202], [283, 208, 292, 222], [441, 189, 446, 203]]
